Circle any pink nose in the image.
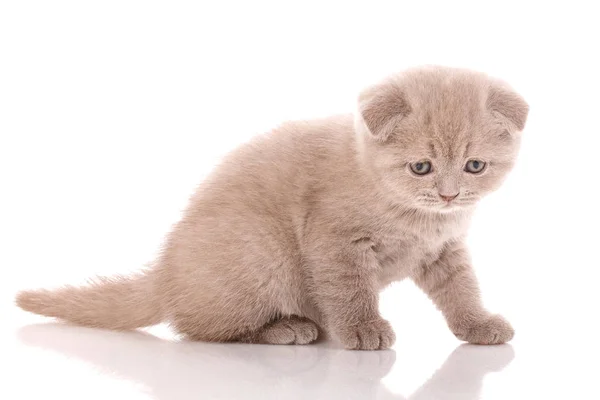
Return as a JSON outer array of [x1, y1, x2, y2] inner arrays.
[[439, 193, 459, 202]]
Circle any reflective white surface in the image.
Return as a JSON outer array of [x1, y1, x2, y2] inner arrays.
[[3, 307, 599, 400], [10, 322, 514, 400]]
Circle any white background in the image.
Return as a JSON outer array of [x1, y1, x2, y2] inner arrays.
[[1, 1, 599, 399]]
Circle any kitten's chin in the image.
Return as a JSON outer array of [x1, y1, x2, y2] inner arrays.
[[439, 202, 479, 214], [415, 202, 471, 214], [437, 205, 462, 214]]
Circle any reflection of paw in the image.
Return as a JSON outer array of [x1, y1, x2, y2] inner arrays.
[[453, 314, 514, 345], [336, 318, 396, 350], [334, 348, 397, 378], [447, 343, 515, 372], [254, 344, 322, 373]]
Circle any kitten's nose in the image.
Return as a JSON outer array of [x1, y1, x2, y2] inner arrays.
[[439, 193, 459, 202]]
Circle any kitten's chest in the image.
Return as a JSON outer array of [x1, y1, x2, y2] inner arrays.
[[373, 216, 469, 287]]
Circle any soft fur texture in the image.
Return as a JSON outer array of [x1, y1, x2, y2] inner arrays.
[[16, 66, 528, 350]]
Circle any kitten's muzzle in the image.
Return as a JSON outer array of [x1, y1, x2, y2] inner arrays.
[[439, 193, 459, 203]]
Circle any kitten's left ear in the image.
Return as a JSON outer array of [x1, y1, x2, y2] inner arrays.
[[486, 82, 529, 131], [357, 80, 412, 142]]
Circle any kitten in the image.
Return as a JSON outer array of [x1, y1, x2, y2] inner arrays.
[[16, 66, 528, 350]]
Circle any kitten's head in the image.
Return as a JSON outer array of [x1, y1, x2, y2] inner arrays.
[[355, 66, 528, 213]]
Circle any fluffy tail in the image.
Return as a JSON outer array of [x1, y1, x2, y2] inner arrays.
[[15, 272, 163, 330]]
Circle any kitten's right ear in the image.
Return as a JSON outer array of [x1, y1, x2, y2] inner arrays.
[[357, 81, 411, 142]]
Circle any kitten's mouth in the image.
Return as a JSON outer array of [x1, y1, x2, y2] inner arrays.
[[437, 199, 478, 212]]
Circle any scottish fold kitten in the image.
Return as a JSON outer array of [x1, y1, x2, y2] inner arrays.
[[17, 66, 528, 350]]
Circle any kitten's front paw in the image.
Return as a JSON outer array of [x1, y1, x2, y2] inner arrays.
[[453, 314, 514, 345], [336, 318, 396, 350]]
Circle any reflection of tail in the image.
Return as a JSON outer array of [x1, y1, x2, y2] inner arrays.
[[16, 272, 162, 330]]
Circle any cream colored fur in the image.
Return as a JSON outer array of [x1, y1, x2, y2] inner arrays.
[[16, 66, 528, 350]]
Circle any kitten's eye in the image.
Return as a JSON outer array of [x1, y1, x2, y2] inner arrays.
[[465, 159, 486, 174], [410, 161, 432, 175]]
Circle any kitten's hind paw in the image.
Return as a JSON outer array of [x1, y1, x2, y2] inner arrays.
[[242, 316, 319, 345]]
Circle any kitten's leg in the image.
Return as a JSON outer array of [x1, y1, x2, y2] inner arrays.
[[411, 241, 514, 344], [309, 239, 395, 350], [240, 316, 319, 345]]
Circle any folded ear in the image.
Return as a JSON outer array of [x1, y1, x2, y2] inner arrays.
[[357, 81, 412, 142], [486, 83, 529, 131]]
